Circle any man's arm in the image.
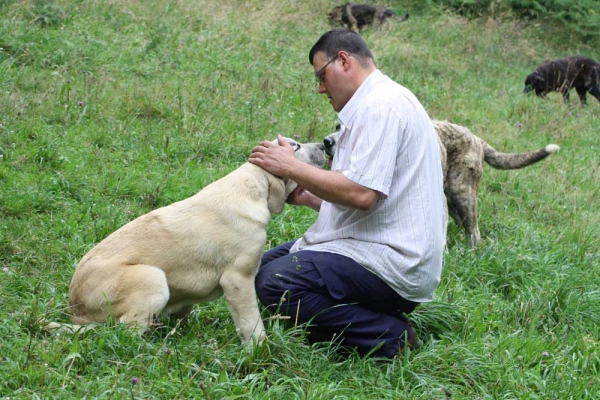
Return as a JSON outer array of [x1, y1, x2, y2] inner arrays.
[[249, 135, 379, 211], [285, 186, 323, 211]]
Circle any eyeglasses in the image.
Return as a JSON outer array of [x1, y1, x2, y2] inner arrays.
[[315, 55, 338, 84]]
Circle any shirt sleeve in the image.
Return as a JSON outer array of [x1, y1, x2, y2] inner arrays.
[[341, 101, 403, 197]]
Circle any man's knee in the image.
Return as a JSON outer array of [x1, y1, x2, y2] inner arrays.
[[255, 252, 321, 311], [255, 262, 286, 310], [260, 241, 295, 267]]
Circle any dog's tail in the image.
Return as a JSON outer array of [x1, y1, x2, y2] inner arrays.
[[392, 12, 409, 22], [483, 142, 560, 170]]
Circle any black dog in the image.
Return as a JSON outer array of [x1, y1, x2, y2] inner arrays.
[[524, 56, 600, 105], [328, 3, 409, 32]]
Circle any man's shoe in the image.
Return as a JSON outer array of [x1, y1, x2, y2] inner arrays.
[[403, 325, 421, 350], [398, 314, 421, 353]]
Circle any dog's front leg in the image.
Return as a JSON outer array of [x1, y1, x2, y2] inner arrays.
[[560, 86, 571, 102], [220, 270, 266, 345], [589, 85, 600, 103]]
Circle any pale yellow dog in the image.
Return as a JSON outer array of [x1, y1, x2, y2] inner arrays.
[[46, 137, 326, 345]]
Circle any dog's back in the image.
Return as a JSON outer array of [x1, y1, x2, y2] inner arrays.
[[67, 163, 281, 326], [434, 120, 559, 170]]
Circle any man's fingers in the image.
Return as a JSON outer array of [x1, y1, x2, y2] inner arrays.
[[248, 155, 264, 167], [252, 142, 269, 152], [277, 134, 292, 149]]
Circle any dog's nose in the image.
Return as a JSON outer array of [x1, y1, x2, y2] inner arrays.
[[323, 137, 334, 149]]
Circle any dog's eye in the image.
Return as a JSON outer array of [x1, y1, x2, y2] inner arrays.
[[293, 143, 301, 153]]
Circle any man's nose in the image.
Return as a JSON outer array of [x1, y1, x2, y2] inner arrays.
[[318, 82, 327, 94]]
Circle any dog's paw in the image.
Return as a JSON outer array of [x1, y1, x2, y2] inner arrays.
[[43, 321, 96, 334], [43, 322, 72, 334], [44, 322, 62, 331]]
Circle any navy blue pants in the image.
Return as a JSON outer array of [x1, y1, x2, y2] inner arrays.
[[255, 241, 419, 358]]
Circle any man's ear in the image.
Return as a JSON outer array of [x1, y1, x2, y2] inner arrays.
[[338, 51, 352, 70]]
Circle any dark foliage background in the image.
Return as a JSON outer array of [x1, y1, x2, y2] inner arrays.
[[402, 0, 600, 43]]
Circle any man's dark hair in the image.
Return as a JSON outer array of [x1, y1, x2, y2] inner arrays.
[[309, 29, 374, 66]]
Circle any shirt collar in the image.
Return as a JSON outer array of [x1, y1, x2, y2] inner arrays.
[[337, 69, 383, 128]]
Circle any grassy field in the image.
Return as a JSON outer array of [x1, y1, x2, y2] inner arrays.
[[1, 0, 599, 398]]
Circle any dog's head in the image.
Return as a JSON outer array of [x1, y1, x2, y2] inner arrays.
[[323, 124, 341, 158], [328, 5, 345, 24], [265, 137, 326, 213], [523, 72, 546, 97], [280, 137, 326, 172]]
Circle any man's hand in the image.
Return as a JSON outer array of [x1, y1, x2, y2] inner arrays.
[[248, 135, 298, 178], [250, 135, 378, 211], [285, 186, 322, 211]]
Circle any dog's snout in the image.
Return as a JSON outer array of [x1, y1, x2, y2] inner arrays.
[[323, 137, 334, 149]]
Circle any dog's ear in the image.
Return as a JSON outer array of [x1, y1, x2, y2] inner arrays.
[[266, 174, 286, 214], [525, 73, 544, 93]]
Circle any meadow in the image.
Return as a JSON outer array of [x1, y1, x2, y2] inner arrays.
[[1, 0, 599, 398]]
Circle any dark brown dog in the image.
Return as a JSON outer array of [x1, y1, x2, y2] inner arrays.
[[524, 56, 600, 105], [328, 3, 409, 32], [323, 122, 560, 248]]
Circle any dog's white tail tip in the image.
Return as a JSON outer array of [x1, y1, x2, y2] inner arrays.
[[545, 144, 560, 153]]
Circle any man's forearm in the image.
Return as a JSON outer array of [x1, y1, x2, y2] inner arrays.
[[288, 159, 379, 211], [247, 136, 378, 211], [302, 193, 322, 211]]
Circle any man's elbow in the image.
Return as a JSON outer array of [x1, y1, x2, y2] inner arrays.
[[354, 190, 379, 211]]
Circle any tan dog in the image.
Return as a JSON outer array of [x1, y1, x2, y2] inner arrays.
[[323, 122, 559, 248], [46, 138, 326, 345]]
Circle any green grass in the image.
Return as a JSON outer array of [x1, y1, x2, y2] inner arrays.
[[1, 0, 599, 398]]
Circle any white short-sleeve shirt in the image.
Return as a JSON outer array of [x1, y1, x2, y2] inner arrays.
[[290, 70, 447, 302]]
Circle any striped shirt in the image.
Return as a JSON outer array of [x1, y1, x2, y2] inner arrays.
[[290, 70, 446, 302]]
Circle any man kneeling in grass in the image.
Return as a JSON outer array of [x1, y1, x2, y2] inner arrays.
[[249, 29, 446, 358]]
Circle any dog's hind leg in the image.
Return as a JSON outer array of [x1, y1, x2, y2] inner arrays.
[[445, 163, 482, 248], [115, 265, 170, 333], [220, 269, 266, 345], [560, 86, 571, 102], [345, 3, 359, 32], [447, 191, 481, 248], [576, 86, 588, 105]]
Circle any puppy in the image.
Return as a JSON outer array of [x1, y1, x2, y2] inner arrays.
[[323, 123, 559, 248], [328, 3, 409, 32], [524, 56, 600, 105], [46, 138, 326, 345]]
